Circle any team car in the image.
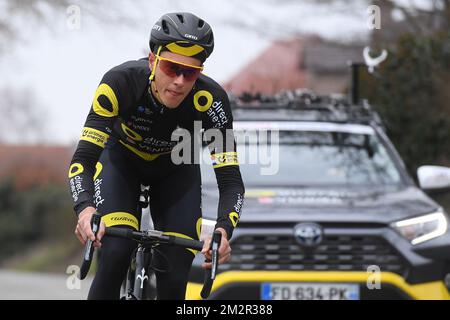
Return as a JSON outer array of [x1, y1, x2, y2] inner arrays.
[[187, 90, 450, 300]]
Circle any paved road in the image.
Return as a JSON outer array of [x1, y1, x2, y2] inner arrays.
[[0, 269, 93, 300]]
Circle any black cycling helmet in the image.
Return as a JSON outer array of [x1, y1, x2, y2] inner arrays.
[[149, 12, 214, 63]]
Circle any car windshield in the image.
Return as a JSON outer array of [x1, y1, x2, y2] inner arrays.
[[201, 130, 403, 187]]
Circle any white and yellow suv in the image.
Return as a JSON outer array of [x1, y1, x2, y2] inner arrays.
[[188, 90, 450, 300]]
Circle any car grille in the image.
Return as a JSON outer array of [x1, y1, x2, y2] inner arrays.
[[222, 234, 407, 275]]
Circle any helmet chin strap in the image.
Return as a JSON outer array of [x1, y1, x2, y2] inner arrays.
[[148, 45, 166, 109], [149, 45, 162, 82]]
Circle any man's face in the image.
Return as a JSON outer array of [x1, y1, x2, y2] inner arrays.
[[149, 51, 202, 109]]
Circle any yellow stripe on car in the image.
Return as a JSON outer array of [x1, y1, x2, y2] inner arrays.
[[245, 190, 276, 198], [185, 271, 450, 300]]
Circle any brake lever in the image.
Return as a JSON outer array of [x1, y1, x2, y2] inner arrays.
[[200, 230, 222, 299], [210, 231, 222, 279], [79, 212, 101, 280]]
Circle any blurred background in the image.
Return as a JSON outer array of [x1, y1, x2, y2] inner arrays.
[[0, 0, 449, 299]]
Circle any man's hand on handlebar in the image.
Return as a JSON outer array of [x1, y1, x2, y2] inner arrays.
[[75, 206, 105, 248], [201, 228, 231, 269]]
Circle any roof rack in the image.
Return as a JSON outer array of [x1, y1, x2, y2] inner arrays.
[[228, 89, 384, 128]]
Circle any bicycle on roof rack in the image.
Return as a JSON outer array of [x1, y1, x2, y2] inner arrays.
[[228, 52, 387, 129], [229, 72, 385, 130], [78, 185, 221, 300]]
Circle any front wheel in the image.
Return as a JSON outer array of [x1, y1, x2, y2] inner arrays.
[[145, 271, 157, 300], [120, 258, 136, 300]]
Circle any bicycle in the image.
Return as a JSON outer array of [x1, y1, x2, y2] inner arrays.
[[78, 186, 221, 300]]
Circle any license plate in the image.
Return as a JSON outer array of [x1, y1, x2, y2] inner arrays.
[[261, 282, 360, 300]]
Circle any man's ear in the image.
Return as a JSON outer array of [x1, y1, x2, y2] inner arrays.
[[149, 52, 155, 68]]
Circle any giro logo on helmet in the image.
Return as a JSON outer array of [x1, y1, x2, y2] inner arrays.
[[184, 34, 198, 40]]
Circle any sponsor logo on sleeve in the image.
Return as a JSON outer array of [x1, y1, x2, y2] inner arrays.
[[68, 163, 84, 178], [70, 175, 85, 203], [211, 152, 239, 168], [93, 83, 119, 117], [80, 127, 109, 148], [229, 212, 240, 228]]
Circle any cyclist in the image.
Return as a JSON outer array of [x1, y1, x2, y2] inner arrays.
[[68, 12, 245, 299]]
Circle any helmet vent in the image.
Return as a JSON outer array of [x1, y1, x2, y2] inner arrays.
[[176, 14, 184, 23], [161, 19, 169, 34], [198, 19, 205, 29]]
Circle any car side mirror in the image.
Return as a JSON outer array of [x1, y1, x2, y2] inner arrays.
[[417, 165, 450, 192]]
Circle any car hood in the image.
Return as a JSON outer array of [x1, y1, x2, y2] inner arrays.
[[201, 185, 440, 225]]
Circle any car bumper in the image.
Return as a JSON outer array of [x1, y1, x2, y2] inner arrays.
[[186, 271, 450, 300]]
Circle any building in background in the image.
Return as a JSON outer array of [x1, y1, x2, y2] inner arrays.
[[223, 36, 364, 95], [0, 144, 71, 189]]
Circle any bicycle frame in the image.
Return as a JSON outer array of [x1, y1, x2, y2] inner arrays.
[[123, 187, 155, 300]]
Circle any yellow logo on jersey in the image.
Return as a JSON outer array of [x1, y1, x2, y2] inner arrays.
[[229, 212, 240, 228], [93, 83, 119, 117], [68, 163, 84, 178], [93, 162, 103, 181], [121, 123, 143, 142], [193, 90, 213, 112], [119, 141, 163, 161]]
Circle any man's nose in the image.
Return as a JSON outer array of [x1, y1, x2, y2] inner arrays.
[[173, 73, 186, 85]]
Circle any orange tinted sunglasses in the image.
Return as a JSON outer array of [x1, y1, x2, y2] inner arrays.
[[156, 55, 203, 81]]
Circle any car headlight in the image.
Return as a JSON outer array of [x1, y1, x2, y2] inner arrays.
[[391, 209, 448, 245], [200, 218, 216, 241]]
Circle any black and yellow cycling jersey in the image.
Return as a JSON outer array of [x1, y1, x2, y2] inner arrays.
[[68, 57, 244, 239]]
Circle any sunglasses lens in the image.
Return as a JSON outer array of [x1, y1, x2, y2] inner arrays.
[[159, 59, 178, 77], [159, 59, 201, 81], [181, 68, 201, 81]]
